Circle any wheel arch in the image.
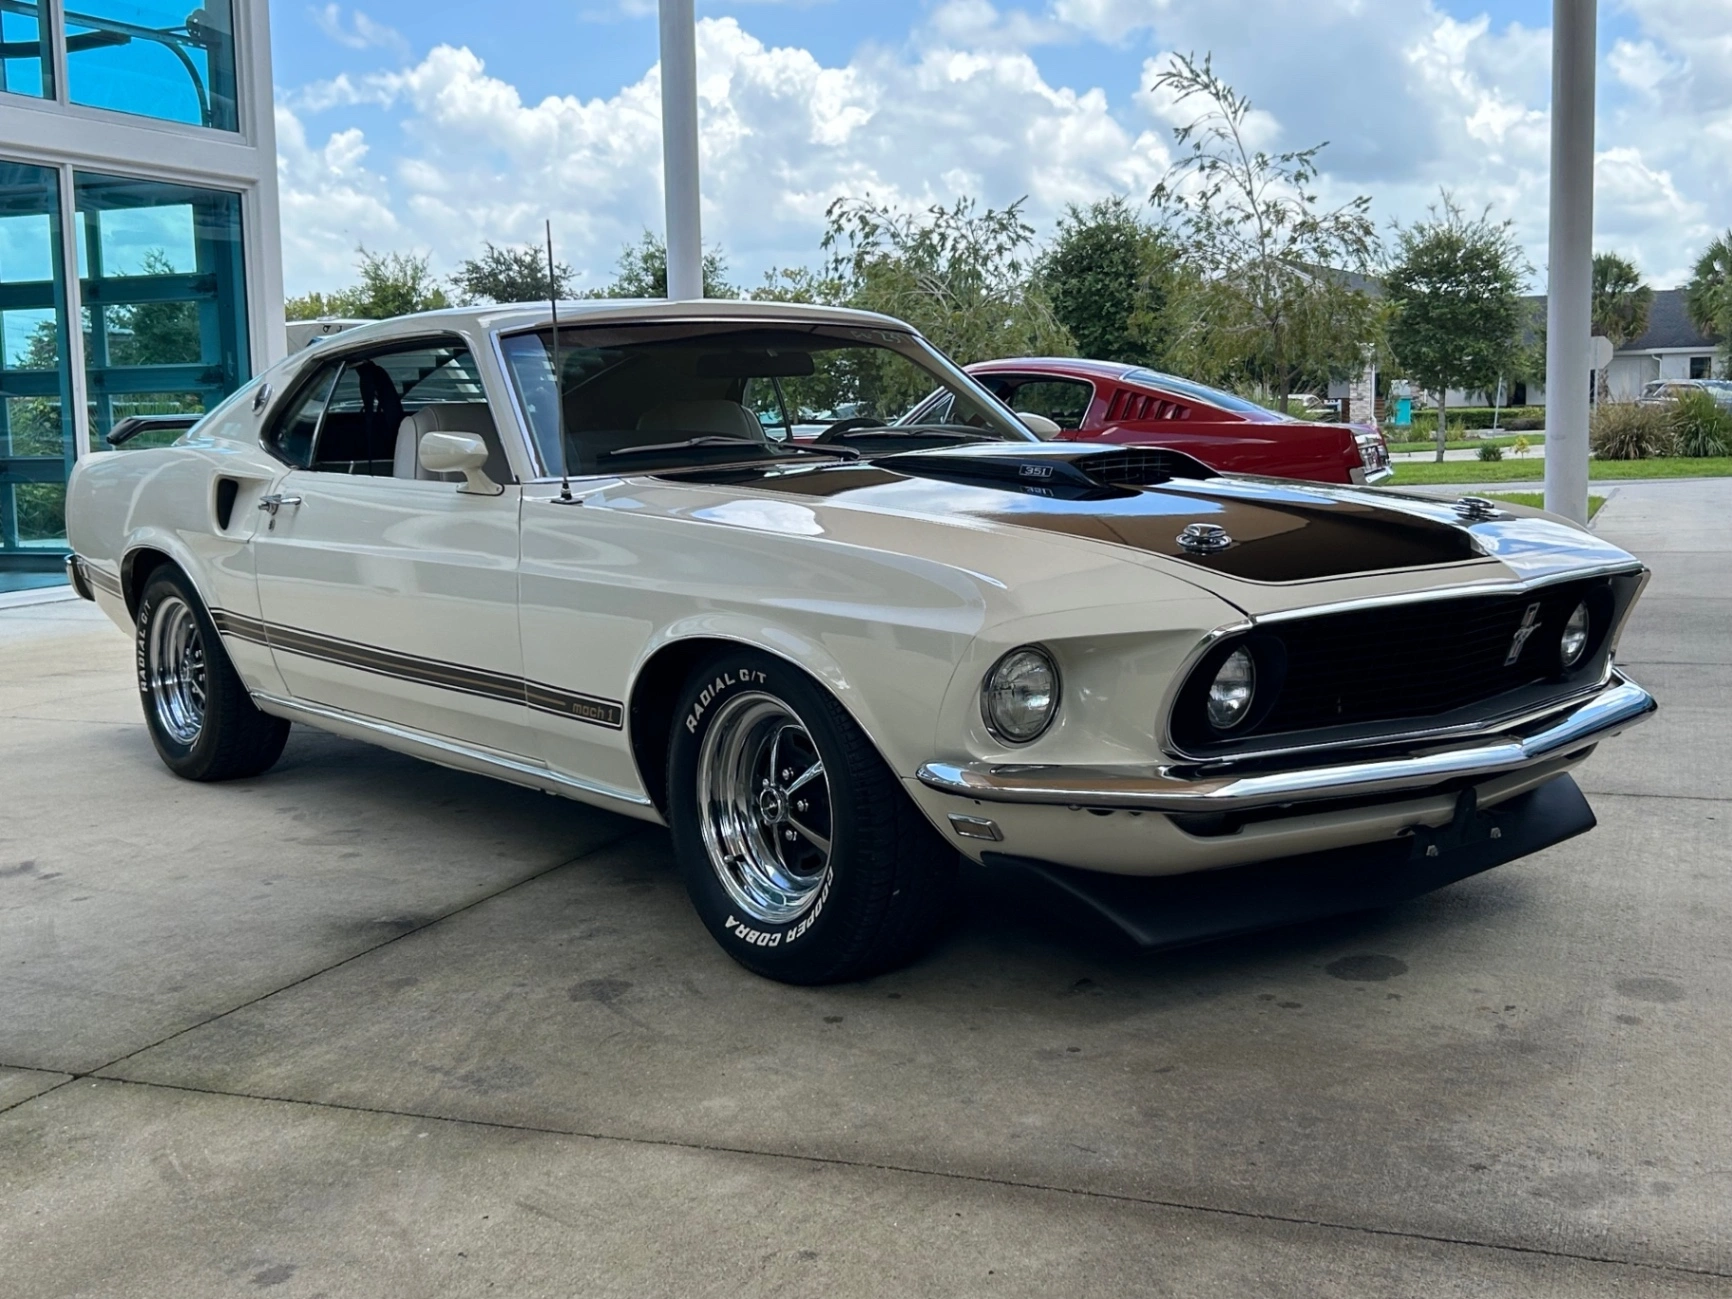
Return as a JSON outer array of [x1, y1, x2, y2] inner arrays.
[[627, 630, 926, 818], [119, 535, 210, 622]]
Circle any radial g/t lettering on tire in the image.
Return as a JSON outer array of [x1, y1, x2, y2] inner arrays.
[[667, 648, 957, 984], [136, 564, 290, 782]]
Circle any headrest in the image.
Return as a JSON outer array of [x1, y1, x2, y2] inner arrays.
[[635, 400, 763, 442]]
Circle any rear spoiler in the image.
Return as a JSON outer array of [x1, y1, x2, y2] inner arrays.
[[106, 414, 201, 447]]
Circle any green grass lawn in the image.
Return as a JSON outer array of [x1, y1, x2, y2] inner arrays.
[[1488, 491, 1606, 519], [1386, 457, 1732, 485]]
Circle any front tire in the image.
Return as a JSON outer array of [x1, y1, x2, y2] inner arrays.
[[668, 649, 957, 983], [136, 566, 289, 781]]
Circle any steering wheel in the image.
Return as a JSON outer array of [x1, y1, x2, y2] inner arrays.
[[812, 416, 887, 443]]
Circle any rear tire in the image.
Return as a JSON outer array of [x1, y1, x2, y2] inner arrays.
[[668, 648, 957, 984], [136, 566, 289, 781]]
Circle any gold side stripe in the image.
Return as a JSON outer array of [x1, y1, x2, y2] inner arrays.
[[84, 565, 123, 598], [209, 608, 624, 730]]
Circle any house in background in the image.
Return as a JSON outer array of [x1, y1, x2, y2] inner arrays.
[[1601, 289, 1721, 399]]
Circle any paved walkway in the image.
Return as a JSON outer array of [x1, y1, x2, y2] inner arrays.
[[1, 486, 1727, 1296]]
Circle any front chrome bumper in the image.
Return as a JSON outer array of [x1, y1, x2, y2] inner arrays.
[[918, 673, 1655, 814]]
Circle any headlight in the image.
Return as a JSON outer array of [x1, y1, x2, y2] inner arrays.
[[982, 646, 1059, 742], [1559, 602, 1590, 668], [1206, 648, 1256, 730]]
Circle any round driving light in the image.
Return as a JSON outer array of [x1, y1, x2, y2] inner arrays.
[[1559, 601, 1590, 668], [982, 647, 1059, 742], [1206, 648, 1257, 731]]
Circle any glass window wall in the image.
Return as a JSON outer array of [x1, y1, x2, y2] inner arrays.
[[64, 0, 237, 131], [0, 0, 55, 99], [76, 171, 250, 448], [0, 160, 75, 592]]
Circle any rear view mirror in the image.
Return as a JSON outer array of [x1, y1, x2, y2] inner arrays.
[[696, 350, 817, 379], [1017, 412, 1062, 439], [419, 432, 501, 496]]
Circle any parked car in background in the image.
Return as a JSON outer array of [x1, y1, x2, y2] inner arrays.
[[901, 358, 1391, 486], [66, 302, 1651, 984], [1639, 379, 1732, 409]]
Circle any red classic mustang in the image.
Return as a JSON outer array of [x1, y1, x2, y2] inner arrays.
[[905, 357, 1392, 487]]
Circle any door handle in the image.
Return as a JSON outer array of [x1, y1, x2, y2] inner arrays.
[[258, 494, 303, 530]]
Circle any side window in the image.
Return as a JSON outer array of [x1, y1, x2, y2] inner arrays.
[[998, 379, 1094, 430], [267, 364, 340, 468], [307, 341, 507, 482]]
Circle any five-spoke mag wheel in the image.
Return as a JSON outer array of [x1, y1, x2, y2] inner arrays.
[[144, 593, 208, 745], [697, 693, 834, 924]]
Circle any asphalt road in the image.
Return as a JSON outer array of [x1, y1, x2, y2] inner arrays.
[[2, 482, 1727, 1297]]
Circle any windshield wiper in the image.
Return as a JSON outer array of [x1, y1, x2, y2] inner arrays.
[[602, 436, 857, 461]]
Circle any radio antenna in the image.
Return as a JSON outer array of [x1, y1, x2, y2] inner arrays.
[[547, 220, 572, 502]]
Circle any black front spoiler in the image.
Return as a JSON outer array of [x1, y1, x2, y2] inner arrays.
[[980, 774, 1596, 950]]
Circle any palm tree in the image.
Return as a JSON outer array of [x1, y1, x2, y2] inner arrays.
[[1685, 231, 1732, 377], [1591, 252, 1653, 400]]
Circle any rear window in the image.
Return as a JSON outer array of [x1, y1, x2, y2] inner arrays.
[[1122, 369, 1271, 416]]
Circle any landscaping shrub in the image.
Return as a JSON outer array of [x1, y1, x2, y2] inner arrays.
[[1402, 406, 1544, 436], [1591, 402, 1675, 460], [1477, 442, 1504, 462], [1670, 388, 1732, 458]]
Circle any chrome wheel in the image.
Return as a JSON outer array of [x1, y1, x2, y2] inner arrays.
[[146, 594, 207, 746], [696, 692, 834, 925]]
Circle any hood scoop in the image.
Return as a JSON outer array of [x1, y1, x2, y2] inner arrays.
[[882, 444, 1217, 498]]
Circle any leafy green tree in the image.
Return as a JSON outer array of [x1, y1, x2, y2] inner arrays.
[[1385, 194, 1527, 460], [450, 241, 575, 305], [1149, 52, 1380, 409], [598, 231, 738, 300], [751, 265, 846, 305], [1684, 230, 1732, 374], [817, 194, 1074, 415], [285, 247, 451, 320], [1037, 196, 1187, 366], [1591, 252, 1653, 400]]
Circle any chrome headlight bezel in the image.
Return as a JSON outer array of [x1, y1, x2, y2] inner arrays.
[[981, 645, 1061, 744]]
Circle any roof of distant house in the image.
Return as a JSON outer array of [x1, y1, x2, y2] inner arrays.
[[1621, 289, 1717, 352]]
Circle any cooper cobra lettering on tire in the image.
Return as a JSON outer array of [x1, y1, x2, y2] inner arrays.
[[668, 648, 957, 984]]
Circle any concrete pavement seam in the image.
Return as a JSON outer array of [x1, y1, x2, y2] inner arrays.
[[3, 823, 649, 1102], [79, 1074, 1732, 1284]]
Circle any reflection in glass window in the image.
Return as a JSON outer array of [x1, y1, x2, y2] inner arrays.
[[64, 0, 238, 131], [75, 171, 250, 446], [0, 1, 54, 98], [0, 161, 74, 590]]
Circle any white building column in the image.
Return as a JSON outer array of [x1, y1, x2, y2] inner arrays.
[[1544, 0, 1596, 524], [659, 0, 703, 301]]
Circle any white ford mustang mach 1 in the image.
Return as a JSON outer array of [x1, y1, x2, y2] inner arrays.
[[66, 300, 1656, 983]]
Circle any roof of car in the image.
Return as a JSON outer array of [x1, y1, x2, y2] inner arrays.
[[965, 357, 1140, 379], [294, 298, 919, 348]]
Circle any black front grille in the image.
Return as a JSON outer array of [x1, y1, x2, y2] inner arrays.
[[1172, 577, 1619, 753]]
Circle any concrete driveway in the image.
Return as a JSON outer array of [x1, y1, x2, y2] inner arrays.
[[2, 482, 1728, 1297]]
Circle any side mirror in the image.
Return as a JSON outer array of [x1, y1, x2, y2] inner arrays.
[[419, 431, 501, 496], [1017, 411, 1062, 439]]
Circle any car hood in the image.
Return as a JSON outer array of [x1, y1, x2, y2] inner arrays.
[[624, 442, 1639, 615]]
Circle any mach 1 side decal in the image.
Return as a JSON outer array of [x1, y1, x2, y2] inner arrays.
[[209, 609, 624, 729]]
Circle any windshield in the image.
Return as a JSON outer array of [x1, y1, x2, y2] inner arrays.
[[499, 320, 1032, 476]]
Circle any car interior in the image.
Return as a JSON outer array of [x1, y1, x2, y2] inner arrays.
[[270, 341, 514, 485]]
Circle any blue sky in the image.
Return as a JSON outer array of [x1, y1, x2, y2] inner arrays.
[[265, 1, 1727, 297]]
